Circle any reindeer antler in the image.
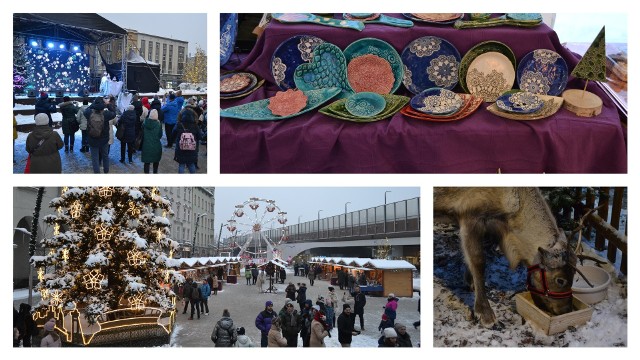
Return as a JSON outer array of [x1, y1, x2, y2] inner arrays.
[[572, 204, 607, 255]]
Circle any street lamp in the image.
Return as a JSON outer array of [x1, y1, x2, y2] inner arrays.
[[317, 210, 323, 240], [344, 202, 351, 236], [192, 213, 207, 257], [384, 191, 392, 233], [216, 221, 230, 256]]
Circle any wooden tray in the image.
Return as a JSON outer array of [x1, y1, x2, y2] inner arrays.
[[515, 291, 593, 335]]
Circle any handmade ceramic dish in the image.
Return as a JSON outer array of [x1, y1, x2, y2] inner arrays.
[[465, 52, 516, 102], [343, 14, 414, 28], [495, 91, 544, 114], [401, 36, 461, 94], [402, 13, 463, 24], [486, 95, 564, 120], [410, 88, 463, 115], [319, 94, 409, 122], [517, 49, 569, 96], [267, 89, 309, 117], [220, 79, 265, 100], [271, 13, 365, 31], [219, 72, 259, 97], [344, 38, 403, 94], [343, 13, 380, 21], [293, 43, 354, 99], [220, 13, 238, 66], [459, 41, 516, 94], [347, 54, 396, 94], [349, 13, 375, 18], [271, 35, 325, 90], [345, 92, 387, 117], [220, 87, 341, 120], [401, 94, 483, 122], [220, 73, 253, 94]]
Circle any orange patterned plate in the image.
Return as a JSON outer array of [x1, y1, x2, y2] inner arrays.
[[220, 73, 253, 94], [347, 54, 395, 94], [267, 89, 309, 117]]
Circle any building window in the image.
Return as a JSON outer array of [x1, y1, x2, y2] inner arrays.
[[140, 40, 145, 57], [148, 41, 153, 61], [155, 43, 160, 63]]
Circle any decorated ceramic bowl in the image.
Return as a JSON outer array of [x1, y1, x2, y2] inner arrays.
[[495, 91, 544, 114], [410, 88, 464, 115], [345, 92, 387, 117]]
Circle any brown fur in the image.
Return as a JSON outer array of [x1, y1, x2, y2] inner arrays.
[[434, 187, 575, 327]]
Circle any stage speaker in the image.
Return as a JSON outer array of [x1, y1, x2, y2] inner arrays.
[[77, 88, 89, 97], [27, 90, 36, 97], [55, 90, 64, 98]]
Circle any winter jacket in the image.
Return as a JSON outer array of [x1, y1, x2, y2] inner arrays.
[[396, 332, 413, 347], [257, 273, 265, 287], [267, 326, 288, 347], [255, 309, 276, 335], [337, 311, 356, 345], [251, 268, 259, 278], [40, 332, 62, 347], [245, 269, 252, 279], [211, 317, 237, 347], [118, 109, 137, 143], [25, 125, 63, 173], [190, 285, 201, 301], [285, 284, 297, 301], [353, 291, 366, 314], [378, 336, 399, 347], [296, 286, 307, 305], [141, 97, 151, 110], [15, 303, 37, 341], [34, 96, 56, 124], [161, 98, 181, 125], [84, 101, 115, 148], [182, 281, 193, 299], [76, 105, 90, 130], [234, 335, 255, 347], [300, 300, 313, 338], [200, 283, 211, 298], [309, 319, 329, 347], [172, 117, 203, 164], [384, 298, 398, 321], [141, 118, 162, 163], [279, 310, 302, 338], [58, 101, 79, 135], [150, 98, 164, 122], [328, 291, 339, 309]]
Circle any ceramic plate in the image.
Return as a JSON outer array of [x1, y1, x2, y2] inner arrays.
[[347, 54, 396, 94], [487, 95, 564, 121], [219, 72, 258, 97], [345, 92, 386, 117], [465, 52, 516, 102], [344, 38, 403, 94], [293, 43, 354, 99], [271, 35, 325, 90], [459, 41, 516, 94], [401, 13, 463, 24], [495, 91, 544, 114], [220, 79, 265, 100], [401, 36, 461, 94], [401, 94, 483, 122], [220, 73, 253, 94], [220, 13, 238, 66], [344, 13, 381, 21], [517, 49, 569, 96], [319, 94, 410, 122], [271, 13, 365, 31], [410, 88, 463, 115], [220, 87, 341, 120], [506, 13, 543, 22]]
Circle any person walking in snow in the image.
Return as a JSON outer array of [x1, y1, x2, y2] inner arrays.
[[233, 327, 255, 347], [296, 282, 307, 311], [257, 270, 265, 293], [251, 266, 259, 285], [383, 293, 399, 327], [337, 304, 359, 347], [327, 286, 339, 328], [182, 278, 193, 315], [211, 309, 237, 347], [58, 96, 79, 153], [211, 274, 219, 296], [279, 301, 302, 347], [15, 303, 37, 347], [310, 306, 330, 347], [189, 282, 201, 320], [25, 113, 63, 173], [199, 279, 211, 315], [285, 282, 296, 302], [117, 105, 137, 164], [352, 285, 367, 331], [300, 299, 313, 347], [255, 300, 277, 347], [245, 266, 252, 285], [161, 92, 181, 147], [84, 97, 115, 173], [141, 109, 163, 173]]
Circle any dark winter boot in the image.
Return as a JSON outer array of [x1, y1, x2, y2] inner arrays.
[[70, 146, 74, 152], [65, 146, 69, 153]]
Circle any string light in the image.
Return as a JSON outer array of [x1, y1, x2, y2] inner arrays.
[[156, 229, 163, 242], [127, 201, 140, 216], [40, 288, 49, 300], [98, 187, 114, 197], [38, 267, 45, 281], [50, 290, 63, 307], [70, 200, 82, 218], [83, 269, 104, 290], [127, 249, 146, 266], [128, 293, 146, 310], [163, 270, 171, 283], [57, 207, 63, 216], [94, 223, 112, 241], [151, 187, 159, 197], [61, 187, 69, 194], [54, 223, 60, 235], [62, 249, 69, 262]]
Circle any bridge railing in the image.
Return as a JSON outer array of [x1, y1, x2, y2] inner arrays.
[[246, 197, 420, 243]]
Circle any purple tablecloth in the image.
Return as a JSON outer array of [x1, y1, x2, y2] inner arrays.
[[220, 14, 627, 173]]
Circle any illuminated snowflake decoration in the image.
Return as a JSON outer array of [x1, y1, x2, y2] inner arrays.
[[156, 230, 163, 242], [127, 249, 146, 266], [169, 249, 174, 259], [83, 269, 104, 290], [50, 290, 63, 307], [54, 223, 60, 235], [94, 223, 113, 241], [164, 270, 171, 283], [61, 187, 69, 194], [62, 249, 69, 262], [128, 293, 146, 310], [40, 288, 50, 300], [57, 207, 63, 216], [98, 186, 114, 197], [151, 187, 159, 197], [38, 267, 45, 281], [70, 200, 82, 218], [127, 201, 140, 217]]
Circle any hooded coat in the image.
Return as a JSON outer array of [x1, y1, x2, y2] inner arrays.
[[255, 308, 276, 335], [267, 323, 288, 347], [310, 316, 329, 347], [118, 109, 138, 143], [211, 316, 237, 347], [141, 117, 163, 163], [150, 98, 164, 122], [234, 334, 255, 347], [25, 125, 63, 173], [172, 111, 203, 164], [58, 101, 79, 135]]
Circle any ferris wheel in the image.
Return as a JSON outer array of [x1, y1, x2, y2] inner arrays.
[[226, 197, 288, 262]]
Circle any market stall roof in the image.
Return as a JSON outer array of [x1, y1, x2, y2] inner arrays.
[[178, 256, 240, 268], [13, 13, 127, 44], [258, 260, 286, 269], [363, 259, 417, 270], [310, 257, 416, 270]]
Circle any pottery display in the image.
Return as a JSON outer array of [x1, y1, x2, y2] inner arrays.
[[344, 38, 403, 94], [271, 35, 325, 90], [345, 92, 387, 117], [293, 43, 355, 99], [517, 49, 569, 96], [465, 52, 516, 102], [410, 88, 464, 115], [401, 36, 461, 94], [459, 41, 516, 94], [486, 95, 564, 120], [495, 91, 544, 114]]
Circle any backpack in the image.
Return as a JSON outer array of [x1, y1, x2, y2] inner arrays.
[[178, 124, 197, 151], [88, 110, 105, 138], [191, 287, 200, 301]]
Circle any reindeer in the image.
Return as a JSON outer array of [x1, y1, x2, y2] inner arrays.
[[434, 187, 577, 328]]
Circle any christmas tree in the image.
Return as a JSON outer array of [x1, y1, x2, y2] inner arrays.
[[30, 187, 185, 323], [13, 43, 28, 93], [571, 26, 607, 82], [183, 46, 207, 84]]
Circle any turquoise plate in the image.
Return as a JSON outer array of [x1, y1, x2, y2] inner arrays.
[[294, 43, 354, 99], [220, 87, 341, 121], [495, 91, 544, 114], [345, 92, 387, 117], [343, 38, 403, 94]]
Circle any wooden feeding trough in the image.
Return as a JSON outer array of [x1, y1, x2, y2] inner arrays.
[[515, 291, 593, 335]]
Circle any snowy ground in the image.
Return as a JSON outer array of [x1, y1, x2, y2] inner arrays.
[[12, 122, 207, 174], [433, 223, 627, 347], [14, 267, 421, 347]]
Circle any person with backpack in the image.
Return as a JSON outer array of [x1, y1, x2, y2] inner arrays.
[[117, 105, 137, 164], [34, 92, 57, 127], [58, 96, 79, 152], [182, 278, 193, 315], [211, 309, 237, 347], [25, 113, 63, 173], [189, 282, 201, 320], [161, 92, 181, 147], [172, 110, 203, 173], [76, 98, 90, 152], [84, 97, 115, 173], [141, 109, 163, 173]]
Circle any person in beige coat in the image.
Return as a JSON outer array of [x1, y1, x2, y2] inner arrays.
[[267, 317, 288, 347], [309, 306, 329, 347], [40, 318, 61, 347]]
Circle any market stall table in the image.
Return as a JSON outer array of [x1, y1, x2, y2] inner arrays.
[[221, 13, 627, 173]]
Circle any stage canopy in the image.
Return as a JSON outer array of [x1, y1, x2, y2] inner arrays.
[[105, 49, 160, 93], [13, 13, 127, 44]]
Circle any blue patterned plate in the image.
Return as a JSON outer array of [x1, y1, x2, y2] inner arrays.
[[220, 87, 342, 121], [293, 43, 354, 99], [345, 92, 386, 117], [401, 36, 461, 94], [410, 88, 464, 115], [495, 91, 544, 114], [517, 49, 568, 96], [343, 38, 403, 94], [271, 35, 325, 90]]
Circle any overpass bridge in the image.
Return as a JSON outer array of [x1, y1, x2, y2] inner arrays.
[[226, 197, 420, 261]]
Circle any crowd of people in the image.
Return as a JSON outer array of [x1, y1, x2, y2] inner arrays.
[[22, 90, 207, 174]]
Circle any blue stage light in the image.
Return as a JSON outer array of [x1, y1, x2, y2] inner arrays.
[[72, 45, 80, 51], [59, 43, 65, 49], [30, 40, 38, 47], [46, 42, 54, 49]]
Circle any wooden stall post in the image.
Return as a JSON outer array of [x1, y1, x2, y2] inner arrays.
[[595, 187, 610, 251]]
